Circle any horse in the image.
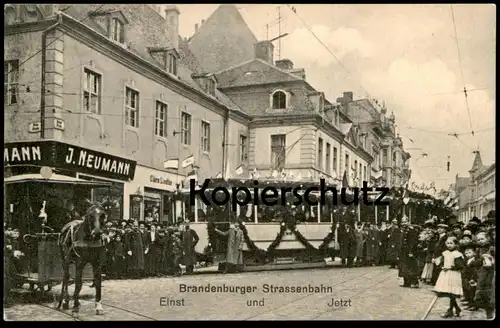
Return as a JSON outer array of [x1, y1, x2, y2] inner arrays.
[[56, 200, 108, 315]]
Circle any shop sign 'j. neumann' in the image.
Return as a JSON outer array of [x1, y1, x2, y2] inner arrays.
[[4, 140, 137, 181]]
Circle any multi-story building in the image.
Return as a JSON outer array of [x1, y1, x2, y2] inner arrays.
[[457, 151, 495, 222], [187, 5, 373, 187], [4, 4, 249, 223], [341, 97, 411, 188]]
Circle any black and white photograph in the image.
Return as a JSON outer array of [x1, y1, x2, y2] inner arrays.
[[3, 3, 495, 321]]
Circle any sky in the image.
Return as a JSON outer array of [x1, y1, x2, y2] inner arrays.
[[170, 4, 495, 191]]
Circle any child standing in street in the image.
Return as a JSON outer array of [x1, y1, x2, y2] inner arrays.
[[433, 236, 465, 318]]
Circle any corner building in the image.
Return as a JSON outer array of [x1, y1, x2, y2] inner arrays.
[[4, 4, 248, 223]]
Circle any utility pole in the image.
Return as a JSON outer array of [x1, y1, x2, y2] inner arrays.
[[277, 6, 282, 60]]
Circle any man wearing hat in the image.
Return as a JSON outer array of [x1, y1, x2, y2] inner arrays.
[[450, 223, 462, 239], [398, 216, 420, 288], [430, 223, 449, 285], [386, 219, 402, 269], [180, 220, 199, 275]]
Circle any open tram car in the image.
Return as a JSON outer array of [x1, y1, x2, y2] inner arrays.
[[177, 177, 393, 267]]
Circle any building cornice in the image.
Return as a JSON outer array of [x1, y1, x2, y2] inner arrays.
[[249, 113, 373, 163], [58, 14, 229, 118], [4, 19, 59, 35]]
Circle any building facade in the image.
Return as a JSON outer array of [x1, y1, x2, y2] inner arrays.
[[457, 151, 495, 222], [4, 4, 248, 223], [342, 97, 411, 188]]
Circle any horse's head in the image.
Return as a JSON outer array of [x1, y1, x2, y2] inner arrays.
[[83, 200, 108, 240]]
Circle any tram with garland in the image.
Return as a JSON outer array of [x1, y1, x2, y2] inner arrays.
[[176, 175, 397, 267]]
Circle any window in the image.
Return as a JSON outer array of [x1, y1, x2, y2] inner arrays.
[[272, 90, 287, 109], [317, 138, 323, 170], [155, 101, 167, 137], [393, 152, 397, 163], [325, 143, 331, 174], [181, 112, 191, 145], [271, 134, 286, 171], [4, 60, 19, 105], [111, 18, 124, 43], [383, 149, 388, 166], [125, 87, 139, 127], [345, 154, 350, 177], [359, 163, 362, 180], [363, 166, 367, 182], [240, 135, 248, 162], [83, 69, 101, 114], [206, 79, 216, 96], [333, 147, 338, 173], [354, 160, 358, 178], [201, 121, 210, 152], [167, 53, 177, 75]]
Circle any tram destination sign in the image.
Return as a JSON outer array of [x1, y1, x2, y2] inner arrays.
[[4, 141, 137, 181]]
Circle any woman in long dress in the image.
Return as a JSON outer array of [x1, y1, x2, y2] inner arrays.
[[433, 236, 464, 318]]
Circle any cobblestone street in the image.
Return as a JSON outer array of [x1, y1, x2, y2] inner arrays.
[[3, 266, 491, 321]]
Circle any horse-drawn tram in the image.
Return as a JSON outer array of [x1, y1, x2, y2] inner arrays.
[[177, 176, 393, 269], [4, 168, 111, 299]]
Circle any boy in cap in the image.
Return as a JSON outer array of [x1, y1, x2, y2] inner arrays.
[[460, 243, 481, 311]]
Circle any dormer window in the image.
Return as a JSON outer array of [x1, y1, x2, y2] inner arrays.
[[111, 18, 124, 43], [271, 90, 287, 109], [191, 73, 217, 96], [148, 47, 179, 76], [167, 52, 177, 75], [206, 78, 216, 96], [90, 10, 129, 45]]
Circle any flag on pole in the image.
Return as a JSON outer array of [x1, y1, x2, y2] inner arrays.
[[186, 169, 197, 181], [164, 158, 179, 169], [181, 155, 195, 168], [235, 165, 244, 176], [342, 170, 349, 189]]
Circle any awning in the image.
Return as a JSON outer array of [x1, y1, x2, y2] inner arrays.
[[143, 192, 162, 201], [4, 173, 111, 187]]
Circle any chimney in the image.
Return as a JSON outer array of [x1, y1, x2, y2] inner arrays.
[[254, 41, 274, 64], [195, 23, 198, 32], [201, 19, 205, 25], [343, 91, 353, 103], [165, 5, 180, 50], [275, 59, 294, 70]]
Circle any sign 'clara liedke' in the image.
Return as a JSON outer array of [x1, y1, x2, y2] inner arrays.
[[190, 179, 390, 211]]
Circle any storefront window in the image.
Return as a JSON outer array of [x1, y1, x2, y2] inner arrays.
[[79, 174, 124, 221], [144, 187, 172, 224]]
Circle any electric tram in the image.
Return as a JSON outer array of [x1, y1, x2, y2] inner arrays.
[[174, 175, 393, 266]]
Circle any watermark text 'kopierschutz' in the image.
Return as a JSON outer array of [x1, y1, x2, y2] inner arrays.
[[190, 179, 390, 212]]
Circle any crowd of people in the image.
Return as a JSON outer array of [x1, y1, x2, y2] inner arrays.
[[4, 210, 495, 319]]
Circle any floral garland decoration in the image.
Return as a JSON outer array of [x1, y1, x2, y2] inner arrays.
[[318, 226, 335, 250], [267, 216, 317, 256], [238, 222, 267, 261]]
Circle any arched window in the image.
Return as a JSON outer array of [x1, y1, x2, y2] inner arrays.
[[271, 90, 287, 109]]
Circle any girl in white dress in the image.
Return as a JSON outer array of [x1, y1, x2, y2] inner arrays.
[[433, 236, 465, 318]]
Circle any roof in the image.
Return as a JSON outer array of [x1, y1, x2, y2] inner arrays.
[[63, 5, 245, 113], [216, 59, 303, 89], [187, 4, 258, 73], [469, 151, 483, 172]]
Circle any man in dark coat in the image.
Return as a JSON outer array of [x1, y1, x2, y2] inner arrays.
[[365, 221, 380, 266], [124, 220, 145, 279], [378, 221, 389, 265], [398, 217, 420, 288], [145, 224, 161, 276], [386, 219, 402, 269], [181, 220, 199, 275], [338, 222, 356, 268], [431, 223, 449, 285]]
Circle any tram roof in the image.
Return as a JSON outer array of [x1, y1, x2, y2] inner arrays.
[[4, 173, 111, 187]]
